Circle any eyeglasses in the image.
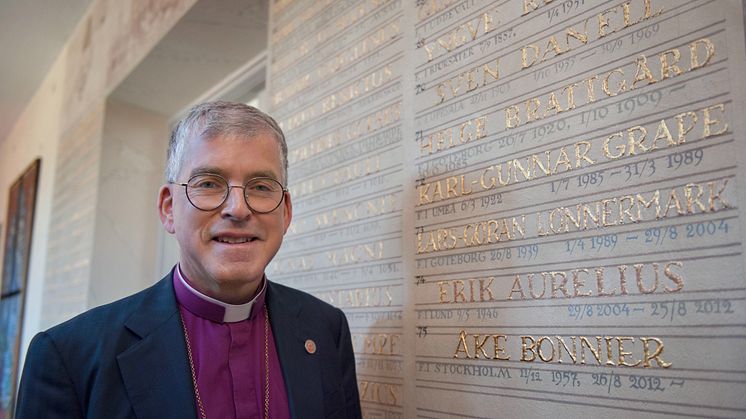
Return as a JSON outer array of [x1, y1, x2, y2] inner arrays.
[[172, 174, 287, 213]]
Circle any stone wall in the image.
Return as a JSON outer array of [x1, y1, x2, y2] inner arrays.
[[267, 1, 746, 417]]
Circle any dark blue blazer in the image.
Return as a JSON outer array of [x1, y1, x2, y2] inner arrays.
[[15, 273, 362, 419]]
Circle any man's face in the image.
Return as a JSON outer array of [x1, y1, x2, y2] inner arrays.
[[158, 132, 292, 302]]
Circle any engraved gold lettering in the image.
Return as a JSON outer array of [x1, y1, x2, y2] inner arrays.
[[579, 336, 602, 364], [454, 330, 472, 358], [703, 103, 729, 138], [659, 48, 682, 80], [603, 68, 627, 96], [604, 132, 625, 159], [426, 11, 499, 62], [521, 44, 540, 69], [618, 265, 630, 295], [631, 54, 657, 89], [537, 336, 555, 362], [530, 273, 547, 299], [641, 337, 672, 368], [574, 141, 595, 167], [617, 337, 641, 367], [663, 261, 684, 293], [506, 105, 520, 128], [627, 125, 648, 155], [596, 267, 616, 297], [474, 335, 490, 358], [690, 38, 716, 70], [635, 263, 659, 294], [572, 269, 592, 297], [504, 39, 718, 131], [551, 272, 570, 298], [521, 336, 537, 361], [438, 281, 448, 303], [480, 277, 496, 301], [508, 275, 526, 300], [556, 336, 577, 364], [708, 178, 732, 211], [494, 335, 510, 360]]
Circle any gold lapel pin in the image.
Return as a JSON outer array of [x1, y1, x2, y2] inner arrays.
[[305, 339, 316, 354]]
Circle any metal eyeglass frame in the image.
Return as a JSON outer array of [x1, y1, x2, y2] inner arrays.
[[171, 174, 288, 213]]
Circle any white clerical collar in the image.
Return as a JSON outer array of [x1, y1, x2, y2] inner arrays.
[[176, 264, 266, 323]]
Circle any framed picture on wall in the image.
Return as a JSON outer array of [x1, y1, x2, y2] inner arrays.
[[0, 159, 40, 419]]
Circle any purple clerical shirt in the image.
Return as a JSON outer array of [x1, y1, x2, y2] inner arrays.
[[173, 266, 290, 419]]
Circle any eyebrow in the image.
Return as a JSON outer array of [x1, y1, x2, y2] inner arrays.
[[188, 166, 281, 183], [189, 166, 225, 178]]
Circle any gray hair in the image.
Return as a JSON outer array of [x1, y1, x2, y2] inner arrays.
[[165, 101, 288, 183]]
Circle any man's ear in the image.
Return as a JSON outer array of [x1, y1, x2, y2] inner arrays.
[[282, 191, 293, 234], [158, 184, 176, 234]]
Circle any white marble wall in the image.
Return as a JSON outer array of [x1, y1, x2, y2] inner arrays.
[[87, 99, 169, 309], [40, 104, 104, 328]]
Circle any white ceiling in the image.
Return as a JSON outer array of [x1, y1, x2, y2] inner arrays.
[[111, 0, 268, 118], [0, 0, 95, 145]]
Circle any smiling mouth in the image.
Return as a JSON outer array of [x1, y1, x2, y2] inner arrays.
[[215, 237, 256, 244]]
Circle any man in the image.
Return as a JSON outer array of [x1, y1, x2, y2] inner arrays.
[[16, 102, 362, 419]]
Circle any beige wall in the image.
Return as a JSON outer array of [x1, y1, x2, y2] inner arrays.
[[0, 0, 197, 368], [88, 99, 170, 308]]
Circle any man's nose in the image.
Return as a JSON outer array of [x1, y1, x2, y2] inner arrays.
[[221, 185, 252, 219]]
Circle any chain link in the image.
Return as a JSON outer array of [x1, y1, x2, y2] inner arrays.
[[180, 315, 207, 419], [179, 304, 271, 419], [264, 304, 270, 419]]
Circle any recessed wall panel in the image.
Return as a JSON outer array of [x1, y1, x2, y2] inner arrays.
[[268, 1, 406, 417]]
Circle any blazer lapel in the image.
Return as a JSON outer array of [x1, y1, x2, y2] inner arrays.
[[268, 282, 324, 419], [117, 276, 197, 419]]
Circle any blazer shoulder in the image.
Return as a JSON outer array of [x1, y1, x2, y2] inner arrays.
[[267, 281, 350, 335], [268, 280, 342, 314]]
